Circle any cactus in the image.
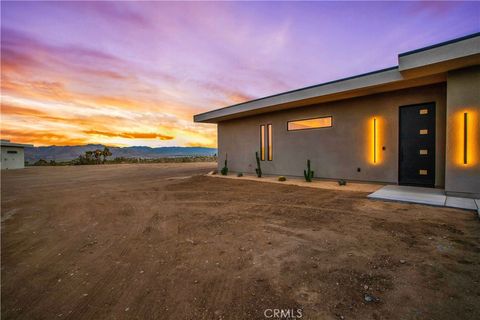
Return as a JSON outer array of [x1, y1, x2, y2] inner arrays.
[[220, 153, 228, 175], [255, 151, 262, 178], [303, 159, 314, 182]]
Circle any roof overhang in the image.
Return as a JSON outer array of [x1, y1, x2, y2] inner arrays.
[[0, 140, 34, 148], [399, 33, 480, 77], [194, 33, 480, 124]]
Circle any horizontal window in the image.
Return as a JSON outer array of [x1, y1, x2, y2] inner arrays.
[[287, 116, 332, 131], [7, 151, 18, 154]]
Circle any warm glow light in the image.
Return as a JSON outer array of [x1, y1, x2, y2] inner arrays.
[[374, 118, 377, 163], [267, 124, 273, 161], [260, 125, 265, 161], [464, 112, 468, 164], [287, 117, 332, 131], [367, 116, 381, 165], [454, 109, 477, 167]]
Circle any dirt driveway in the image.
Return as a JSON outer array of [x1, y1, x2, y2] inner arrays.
[[2, 163, 479, 320]]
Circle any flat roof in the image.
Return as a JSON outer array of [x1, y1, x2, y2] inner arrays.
[[398, 32, 480, 57], [0, 140, 34, 148], [195, 32, 480, 123]]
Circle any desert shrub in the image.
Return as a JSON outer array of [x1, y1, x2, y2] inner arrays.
[[338, 179, 347, 186], [33, 159, 49, 166], [237, 172, 243, 177], [107, 155, 217, 164], [278, 176, 286, 181]]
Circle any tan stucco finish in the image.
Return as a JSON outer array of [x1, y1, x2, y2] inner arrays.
[[218, 84, 446, 186], [445, 66, 480, 197], [200, 34, 480, 196]]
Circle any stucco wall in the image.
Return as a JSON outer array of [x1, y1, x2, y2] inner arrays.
[[1, 147, 25, 169], [218, 83, 446, 186], [445, 66, 480, 197]]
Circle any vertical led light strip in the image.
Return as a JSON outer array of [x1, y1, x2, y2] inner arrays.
[[267, 124, 273, 161], [260, 125, 265, 161], [373, 118, 377, 164], [464, 112, 468, 164]]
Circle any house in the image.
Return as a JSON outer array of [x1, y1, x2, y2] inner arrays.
[[1, 140, 34, 169], [194, 33, 480, 198]]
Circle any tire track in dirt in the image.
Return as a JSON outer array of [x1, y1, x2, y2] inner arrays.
[[2, 164, 480, 320]]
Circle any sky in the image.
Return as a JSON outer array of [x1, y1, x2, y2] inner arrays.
[[1, 1, 479, 148]]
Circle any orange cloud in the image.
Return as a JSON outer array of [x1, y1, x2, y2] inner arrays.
[[1, 103, 54, 118], [0, 28, 219, 148], [1, 103, 112, 128], [1, 129, 89, 146], [92, 96, 139, 109], [229, 92, 254, 104], [2, 77, 163, 114], [2, 77, 72, 102], [84, 129, 174, 140]]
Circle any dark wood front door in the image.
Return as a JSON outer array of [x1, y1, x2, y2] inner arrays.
[[399, 103, 436, 187]]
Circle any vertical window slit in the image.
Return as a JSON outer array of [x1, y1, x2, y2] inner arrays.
[[267, 124, 273, 161], [260, 125, 265, 161]]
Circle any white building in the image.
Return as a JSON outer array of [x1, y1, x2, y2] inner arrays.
[[1, 140, 33, 170]]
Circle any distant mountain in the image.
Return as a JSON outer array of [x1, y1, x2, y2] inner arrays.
[[24, 144, 217, 163]]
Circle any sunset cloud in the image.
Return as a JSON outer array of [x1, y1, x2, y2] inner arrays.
[[1, 129, 89, 146], [1, 2, 478, 148], [84, 130, 174, 141]]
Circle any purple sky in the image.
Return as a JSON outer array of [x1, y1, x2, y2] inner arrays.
[[1, 1, 479, 147]]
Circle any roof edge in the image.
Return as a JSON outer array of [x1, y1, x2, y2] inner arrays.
[[195, 32, 480, 123], [399, 32, 480, 57], [194, 66, 398, 119], [0, 142, 34, 148]]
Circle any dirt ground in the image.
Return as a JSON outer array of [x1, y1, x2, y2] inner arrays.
[[2, 163, 479, 320]]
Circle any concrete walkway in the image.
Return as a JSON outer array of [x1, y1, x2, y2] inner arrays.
[[368, 185, 479, 213]]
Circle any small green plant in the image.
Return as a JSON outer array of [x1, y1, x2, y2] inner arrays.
[[255, 151, 262, 178], [303, 159, 314, 182], [237, 172, 243, 177], [338, 179, 347, 186], [278, 176, 286, 182], [220, 153, 228, 175]]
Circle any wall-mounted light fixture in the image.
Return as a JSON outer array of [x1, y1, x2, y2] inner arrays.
[[373, 118, 377, 164], [464, 112, 468, 164]]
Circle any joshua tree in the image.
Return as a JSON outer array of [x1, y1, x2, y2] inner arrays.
[[102, 147, 112, 163], [94, 149, 103, 164], [85, 151, 93, 163]]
